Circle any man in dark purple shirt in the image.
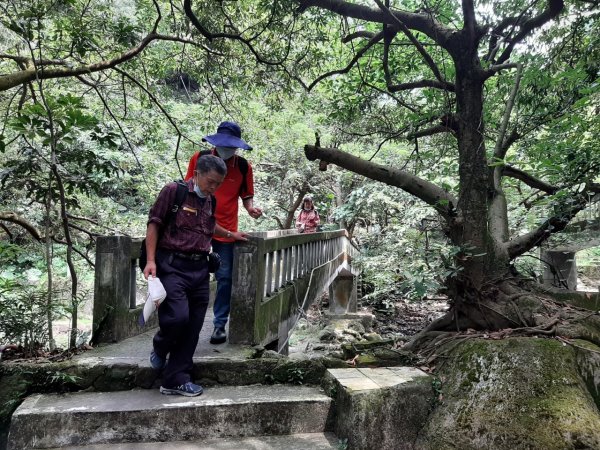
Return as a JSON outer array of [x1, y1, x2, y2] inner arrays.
[[143, 155, 241, 397]]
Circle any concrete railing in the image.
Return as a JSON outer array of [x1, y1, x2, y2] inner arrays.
[[91, 236, 154, 345], [229, 229, 359, 350], [92, 229, 358, 347]]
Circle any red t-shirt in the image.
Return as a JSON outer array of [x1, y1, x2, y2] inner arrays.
[[185, 149, 254, 242]]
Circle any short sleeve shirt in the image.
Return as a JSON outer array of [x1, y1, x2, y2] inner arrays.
[[185, 150, 254, 242], [148, 179, 215, 253]]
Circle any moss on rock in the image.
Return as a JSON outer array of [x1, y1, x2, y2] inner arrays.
[[415, 337, 600, 449]]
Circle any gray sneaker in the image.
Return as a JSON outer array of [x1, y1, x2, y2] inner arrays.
[[160, 382, 203, 397]]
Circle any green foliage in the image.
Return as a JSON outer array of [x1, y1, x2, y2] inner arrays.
[[45, 370, 81, 386], [2, 94, 122, 205], [0, 280, 59, 353], [1, 0, 599, 352], [345, 183, 454, 304], [286, 367, 305, 385], [337, 437, 349, 450]]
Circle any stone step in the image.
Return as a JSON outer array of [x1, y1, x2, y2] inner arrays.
[[52, 432, 339, 449], [8, 385, 333, 449]]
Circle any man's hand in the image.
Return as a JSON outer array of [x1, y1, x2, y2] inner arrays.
[[246, 206, 262, 219], [143, 261, 157, 280], [231, 230, 249, 241]]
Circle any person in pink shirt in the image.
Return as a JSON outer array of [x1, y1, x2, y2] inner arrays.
[[296, 196, 320, 233]]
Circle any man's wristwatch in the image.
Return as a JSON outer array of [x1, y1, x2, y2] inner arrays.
[[226, 230, 232, 238]]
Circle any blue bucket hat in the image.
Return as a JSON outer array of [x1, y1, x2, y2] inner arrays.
[[202, 121, 252, 150]]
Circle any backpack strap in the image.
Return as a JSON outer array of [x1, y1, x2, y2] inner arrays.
[[172, 179, 215, 217], [210, 194, 217, 215], [237, 156, 249, 195], [166, 180, 189, 224], [165, 181, 214, 232]]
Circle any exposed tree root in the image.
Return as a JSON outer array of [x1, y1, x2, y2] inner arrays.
[[404, 277, 600, 360]]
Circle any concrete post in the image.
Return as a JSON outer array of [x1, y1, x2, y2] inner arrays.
[[541, 249, 577, 290], [229, 239, 262, 345], [92, 236, 134, 344], [328, 275, 357, 314]]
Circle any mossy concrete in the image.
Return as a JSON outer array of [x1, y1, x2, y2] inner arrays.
[[0, 353, 347, 450], [325, 367, 434, 450], [415, 337, 600, 449], [8, 385, 334, 449]]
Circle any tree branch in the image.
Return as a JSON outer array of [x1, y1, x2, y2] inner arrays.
[[342, 30, 376, 42], [374, 0, 453, 90], [484, 62, 520, 78], [502, 165, 559, 194], [388, 79, 455, 92], [0, 212, 42, 240], [493, 63, 523, 159], [506, 184, 600, 258], [304, 144, 457, 219], [307, 31, 385, 91], [462, 0, 477, 40], [298, 0, 454, 48], [496, 0, 565, 64], [183, 0, 289, 66], [0, 54, 69, 66], [0, 0, 166, 92], [52, 238, 95, 267], [407, 124, 454, 140]]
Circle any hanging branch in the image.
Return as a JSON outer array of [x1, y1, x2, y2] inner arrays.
[[76, 75, 147, 184], [52, 238, 95, 267], [0, 0, 222, 93], [0, 0, 163, 91], [113, 67, 202, 167]]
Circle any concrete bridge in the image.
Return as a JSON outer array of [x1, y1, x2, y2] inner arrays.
[[91, 229, 359, 353]]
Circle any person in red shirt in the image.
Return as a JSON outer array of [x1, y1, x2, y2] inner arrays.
[[185, 121, 262, 344]]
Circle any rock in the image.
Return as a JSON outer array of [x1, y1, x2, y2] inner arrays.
[[249, 345, 265, 359], [343, 328, 361, 338], [416, 337, 600, 449], [312, 344, 330, 351], [318, 328, 338, 342], [341, 339, 395, 359], [295, 318, 309, 330], [327, 351, 345, 359], [262, 350, 285, 359], [347, 321, 366, 334], [363, 332, 382, 342]]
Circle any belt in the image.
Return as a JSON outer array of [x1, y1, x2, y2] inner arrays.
[[172, 251, 208, 261]]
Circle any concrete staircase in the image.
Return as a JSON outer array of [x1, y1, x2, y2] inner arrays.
[[7, 384, 336, 449], [8, 366, 434, 449]]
